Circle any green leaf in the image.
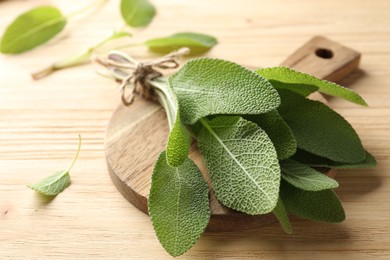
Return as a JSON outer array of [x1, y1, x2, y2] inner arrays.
[[280, 159, 339, 191], [166, 108, 191, 167], [278, 89, 366, 164], [148, 152, 210, 257], [292, 149, 377, 169], [272, 197, 292, 234], [27, 135, 81, 196], [280, 180, 345, 223], [170, 58, 281, 124], [198, 116, 280, 215], [120, 0, 156, 28], [256, 67, 367, 106], [1, 6, 67, 54], [27, 170, 71, 196], [145, 32, 218, 55], [244, 110, 296, 160]]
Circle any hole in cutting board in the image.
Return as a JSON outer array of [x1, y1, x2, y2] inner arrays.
[[315, 48, 334, 59]]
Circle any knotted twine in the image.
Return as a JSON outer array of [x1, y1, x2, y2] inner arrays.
[[95, 47, 190, 106]]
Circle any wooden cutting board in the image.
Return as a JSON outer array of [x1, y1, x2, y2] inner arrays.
[[104, 36, 361, 232]]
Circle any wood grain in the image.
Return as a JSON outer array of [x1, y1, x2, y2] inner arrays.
[[1, 0, 389, 258], [105, 36, 356, 232]]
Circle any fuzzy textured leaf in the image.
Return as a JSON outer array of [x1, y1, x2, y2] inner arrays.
[[145, 32, 217, 55], [149, 152, 210, 257], [166, 108, 191, 167], [273, 197, 292, 234], [120, 0, 156, 27], [198, 116, 280, 215], [170, 58, 281, 124], [244, 110, 296, 160], [280, 180, 345, 223], [1, 6, 67, 54], [292, 149, 377, 169], [256, 67, 367, 106], [278, 89, 366, 163], [280, 159, 339, 191], [27, 170, 70, 196]]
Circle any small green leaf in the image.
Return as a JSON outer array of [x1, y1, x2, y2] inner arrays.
[[1, 6, 67, 54], [292, 149, 377, 169], [27, 135, 81, 196], [280, 159, 339, 191], [148, 152, 210, 257], [244, 110, 296, 160], [256, 67, 367, 106], [170, 58, 281, 124], [280, 180, 345, 223], [166, 108, 191, 167], [278, 89, 366, 164], [120, 0, 156, 28], [198, 116, 280, 215], [145, 32, 218, 55], [27, 170, 71, 196], [272, 197, 292, 234]]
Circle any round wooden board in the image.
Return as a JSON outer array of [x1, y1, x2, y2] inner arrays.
[[104, 36, 360, 232]]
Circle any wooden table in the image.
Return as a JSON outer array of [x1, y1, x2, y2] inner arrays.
[[1, 0, 389, 259]]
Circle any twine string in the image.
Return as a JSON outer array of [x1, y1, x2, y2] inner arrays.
[[95, 47, 190, 106]]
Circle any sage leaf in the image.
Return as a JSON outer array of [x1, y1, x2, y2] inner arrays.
[[145, 32, 218, 55], [28, 135, 81, 196], [120, 0, 156, 28], [278, 89, 366, 164], [1, 6, 67, 54], [148, 152, 210, 257], [272, 197, 292, 234], [166, 108, 191, 167], [152, 79, 190, 167], [27, 170, 71, 196], [170, 58, 281, 124], [244, 110, 296, 160], [280, 159, 339, 191], [256, 67, 367, 106], [280, 180, 345, 223], [292, 149, 377, 169], [198, 116, 280, 215]]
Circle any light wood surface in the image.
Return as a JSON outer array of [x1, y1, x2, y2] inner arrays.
[[1, 0, 389, 259], [105, 36, 355, 232]]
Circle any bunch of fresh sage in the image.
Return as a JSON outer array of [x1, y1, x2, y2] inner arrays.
[[107, 58, 375, 256]]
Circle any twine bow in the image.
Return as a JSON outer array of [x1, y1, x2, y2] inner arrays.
[[95, 47, 190, 106]]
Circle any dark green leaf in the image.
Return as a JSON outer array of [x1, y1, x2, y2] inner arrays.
[[120, 0, 156, 28], [170, 58, 280, 124], [1, 6, 67, 54], [280, 181, 345, 223], [272, 197, 292, 234], [244, 110, 296, 160], [145, 32, 218, 55], [280, 159, 339, 191], [278, 89, 366, 164], [256, 67, 367, 106], [148, 152, 210, 257], [198, 116, 280, 215], [292, 149, 377, 169]]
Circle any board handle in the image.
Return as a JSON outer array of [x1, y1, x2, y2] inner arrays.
[[281, 36, 361, 82]]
